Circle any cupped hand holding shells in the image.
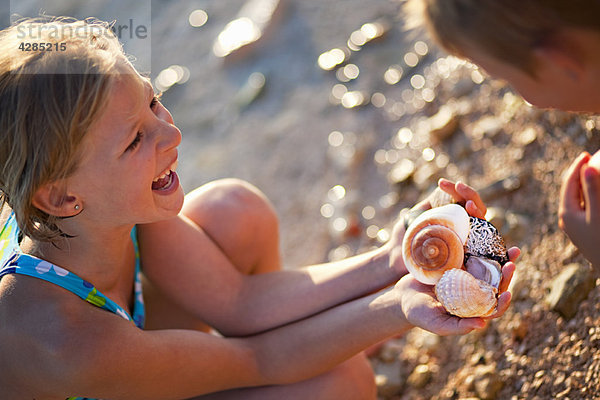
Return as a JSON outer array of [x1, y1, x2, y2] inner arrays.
[[393, 254, 517, 336], [396, 178, 520, 321]]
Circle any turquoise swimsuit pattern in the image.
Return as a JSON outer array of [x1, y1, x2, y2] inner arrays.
[[0, 212, 145, 400]]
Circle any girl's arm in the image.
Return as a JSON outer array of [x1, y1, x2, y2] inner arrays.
[[37, 275, 485, 400], [139, 212, 398, 336], [139, 180, 491, 337]]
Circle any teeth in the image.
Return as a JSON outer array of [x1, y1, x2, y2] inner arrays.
[[152, 159, 179, 182]]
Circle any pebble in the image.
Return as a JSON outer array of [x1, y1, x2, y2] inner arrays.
[[407, 363, 432, 388], [472, 364, 504, 400], [469, 116, 503, 140], [374, 361, 405, 398], [545, 263, 597, 319], [503, 211, 530, 244], [426, 105, 460, 143], [478, 175, 522, 202]]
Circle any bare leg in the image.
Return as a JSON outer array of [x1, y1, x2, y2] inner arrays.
[[143, 179, 376, 399], [143, 178, 281, 330], [194, 353, 376, 400]]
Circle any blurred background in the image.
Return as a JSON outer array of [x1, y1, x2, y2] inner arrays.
[[5, 1, 600, 399]]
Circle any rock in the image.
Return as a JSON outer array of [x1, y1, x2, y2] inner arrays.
[[508, 313, 529, 341], [473, 364, 504, 400], [545, 263, 597, 319], [502, 211, 529, 244], [513, 126, 539, 146], [374, 361, 405, 398], [478, 175, 522, 202], [388, 158, 415, 185], [485, 207, 506, 232], [470, 116, 503, 140], [412, 163, 441, 190], [427, 105, 460, 143], [407, 364, 432, 389]]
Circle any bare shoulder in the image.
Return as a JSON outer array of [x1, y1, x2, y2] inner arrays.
[[0, 273, 262, 399], [0, 273, 116, 396]]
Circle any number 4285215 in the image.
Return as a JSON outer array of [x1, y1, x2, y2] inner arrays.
[[19, 42, 67, 51]]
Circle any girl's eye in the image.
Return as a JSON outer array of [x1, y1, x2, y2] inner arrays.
[[150, 94, 160, 110], [126, 132, 143, 152], [126, 95, 160, 152]]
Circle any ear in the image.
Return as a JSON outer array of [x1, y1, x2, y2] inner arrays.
[[533, 34, 586, 81], [32, 182, 80, 217]]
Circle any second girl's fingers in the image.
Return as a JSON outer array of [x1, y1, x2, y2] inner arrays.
[[582, 165, 600, 221], [559, 152, 590, 213]]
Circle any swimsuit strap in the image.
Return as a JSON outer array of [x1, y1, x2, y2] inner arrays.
[[0, 212, 145, 329]]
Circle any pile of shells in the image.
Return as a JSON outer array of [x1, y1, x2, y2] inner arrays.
[[402, 202, 509, 318]]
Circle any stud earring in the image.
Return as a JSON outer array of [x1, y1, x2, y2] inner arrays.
[[74, 204, 80, 210]]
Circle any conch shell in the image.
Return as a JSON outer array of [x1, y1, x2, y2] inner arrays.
[[402, 204, 470, 285], [402, 203, 509, 318]]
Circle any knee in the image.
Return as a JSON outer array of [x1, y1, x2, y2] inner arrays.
[[184, 178, 278, 230], [182, 179, 280, 273]]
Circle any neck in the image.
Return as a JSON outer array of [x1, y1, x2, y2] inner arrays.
[[21, 222, 136, 300]]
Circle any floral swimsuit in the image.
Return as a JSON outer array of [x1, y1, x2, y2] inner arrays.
[[0, 212, 145, 400]]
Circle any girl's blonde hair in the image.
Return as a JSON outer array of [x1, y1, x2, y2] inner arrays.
[[0, 17, 126, 242], [405, 0, 600, 75]]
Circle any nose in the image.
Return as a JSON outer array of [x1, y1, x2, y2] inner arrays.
[[156, 107, 182, 151]]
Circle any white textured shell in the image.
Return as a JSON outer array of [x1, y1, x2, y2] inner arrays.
[[402, 204, 470, 285], [434, 268, 498, 318]]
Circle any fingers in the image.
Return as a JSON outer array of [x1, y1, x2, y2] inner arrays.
[[507, 247, 521, 262], [455, 181, 486, 217], [438, 178, 486, 219], [582, 165, 600, 222], [498, 262, 516, 293], [559, 152, 590, 215], [456, 317, 486, 333], [486, 291, 512, 320]]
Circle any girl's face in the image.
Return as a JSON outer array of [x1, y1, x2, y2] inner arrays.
[[66, 65, 184, 228]]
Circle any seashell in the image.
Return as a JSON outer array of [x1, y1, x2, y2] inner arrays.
[[402, 204, 470, 285], [466, 217, 509, 266], [428, 187, 456, 209], [402, 201, 510, 318], [465, 256, 501, 288], [434, 268, 498, 318]]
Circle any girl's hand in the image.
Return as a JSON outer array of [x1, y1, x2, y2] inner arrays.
[[559, 152, 600, 269], [394, 248, 518, 336]]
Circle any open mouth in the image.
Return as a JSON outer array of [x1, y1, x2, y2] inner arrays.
[[152, 160, 179, 192]]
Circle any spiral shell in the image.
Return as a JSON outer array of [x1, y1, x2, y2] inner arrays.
[[402, 204, 470, 285], [434, 268, 498, 318]]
